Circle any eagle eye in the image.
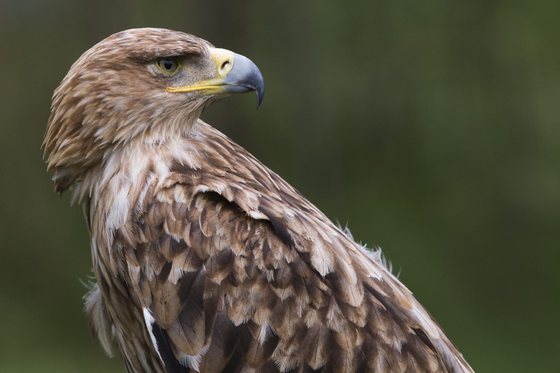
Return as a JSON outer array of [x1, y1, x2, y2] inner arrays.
[[155, 57, 180, 75]]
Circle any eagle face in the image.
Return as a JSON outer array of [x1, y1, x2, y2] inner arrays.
[[43, 28, 263, 192]]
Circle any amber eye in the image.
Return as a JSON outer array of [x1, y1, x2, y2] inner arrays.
[[156, 57, 180, 75]]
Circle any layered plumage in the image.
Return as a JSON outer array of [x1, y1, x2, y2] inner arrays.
[[44, 28, 473, 373]]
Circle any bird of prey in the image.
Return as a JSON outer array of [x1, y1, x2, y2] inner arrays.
[[43, 28, 473, 373]]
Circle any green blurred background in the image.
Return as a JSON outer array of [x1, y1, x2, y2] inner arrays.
[[1, 0, 558, 372]]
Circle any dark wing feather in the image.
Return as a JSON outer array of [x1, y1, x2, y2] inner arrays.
[[120, 184, 465, 372], [115, 122, 472, 373], [150, 321, 189, 373]]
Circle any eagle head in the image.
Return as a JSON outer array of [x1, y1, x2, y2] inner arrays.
[[43, 27, 264, 193]]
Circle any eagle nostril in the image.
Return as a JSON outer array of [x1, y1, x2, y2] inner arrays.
[[220, 60, 231, 75]]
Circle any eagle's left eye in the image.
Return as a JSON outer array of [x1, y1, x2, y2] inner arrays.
[[156, 57, 180, 75]]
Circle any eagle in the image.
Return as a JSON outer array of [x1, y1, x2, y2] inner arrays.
[[43, 28, 473, 373]]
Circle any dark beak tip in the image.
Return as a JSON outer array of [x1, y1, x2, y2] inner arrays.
[[256, 87, 264, 109]]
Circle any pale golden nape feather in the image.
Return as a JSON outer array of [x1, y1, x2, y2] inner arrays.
[[44, 28, 473, 373]]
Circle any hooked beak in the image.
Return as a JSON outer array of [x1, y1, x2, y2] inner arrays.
[[166, 48, 265, 107]]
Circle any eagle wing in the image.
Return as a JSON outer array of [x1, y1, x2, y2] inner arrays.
[[111, 123, 471, 373]]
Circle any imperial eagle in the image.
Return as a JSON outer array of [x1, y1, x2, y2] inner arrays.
[[43, 28, 472, 373]]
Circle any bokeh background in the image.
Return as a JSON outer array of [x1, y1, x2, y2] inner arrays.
[[1, 1, 558, 372]]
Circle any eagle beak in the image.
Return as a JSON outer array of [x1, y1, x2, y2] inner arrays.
[[167, 48, 265, 107]]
